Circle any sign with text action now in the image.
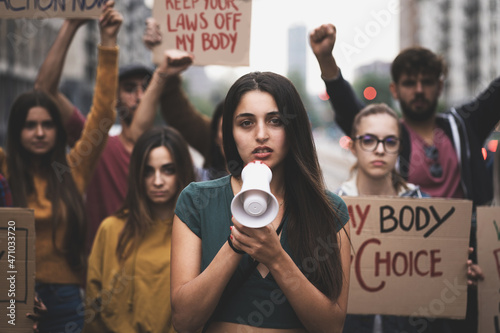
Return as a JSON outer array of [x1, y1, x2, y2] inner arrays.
[[476, 206, 500, 333], [0, 0, 105, 19], [152, 0, 252, 66], [342, 196, 472, 319]]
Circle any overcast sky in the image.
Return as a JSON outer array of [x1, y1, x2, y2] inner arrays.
[[201, 0, 400, 94]]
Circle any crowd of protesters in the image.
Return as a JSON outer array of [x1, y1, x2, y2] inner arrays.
[[0, 7, 498, 333]]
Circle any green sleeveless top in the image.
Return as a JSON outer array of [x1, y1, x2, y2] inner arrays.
[[175, 176, 349, 329]]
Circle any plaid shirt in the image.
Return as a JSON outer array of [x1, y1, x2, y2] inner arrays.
[[0, 174, 12, 207]]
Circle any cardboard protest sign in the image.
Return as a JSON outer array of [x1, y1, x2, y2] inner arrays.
[[342, 196, 472, 319], [476, 206, 500, 333], [0, 208, 35, 332], [0, 0, 105, 19], [152, 0, 252, 66]]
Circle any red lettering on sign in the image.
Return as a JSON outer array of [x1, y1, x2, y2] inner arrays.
[[201, 32, 237, 52], [348, 204, 371, 235], [355, 238, 444, 292], [204, 0, 238, 10]]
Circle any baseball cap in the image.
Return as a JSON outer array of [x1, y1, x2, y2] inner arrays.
[[118, 63, 154, 82]]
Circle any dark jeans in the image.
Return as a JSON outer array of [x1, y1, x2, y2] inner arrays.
[[35, 283, 84, 333]]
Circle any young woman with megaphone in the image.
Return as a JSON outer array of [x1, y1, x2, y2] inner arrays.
[[171, 71, 351, 333]]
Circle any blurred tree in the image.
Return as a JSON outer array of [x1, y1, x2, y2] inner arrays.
[[352, 72, 393, 107]]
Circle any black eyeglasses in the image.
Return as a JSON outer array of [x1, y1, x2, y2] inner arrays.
[[424, 145, 443, 178], [353, 134, 400, 153]]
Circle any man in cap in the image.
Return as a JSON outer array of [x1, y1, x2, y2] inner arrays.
[[35, 19, 193, 253]]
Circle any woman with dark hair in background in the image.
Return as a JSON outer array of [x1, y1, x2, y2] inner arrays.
[[0, 3, 121, 331], [171, 71, 351, 333], [199, 101, 228, 180], [84, 126, 195, 332]]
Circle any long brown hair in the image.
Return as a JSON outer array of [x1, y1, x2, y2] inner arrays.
[[115, 126, 195, 261], [6, 90, 86, 272], [223, 72, 348, 299], [350, 103, 408, 192]]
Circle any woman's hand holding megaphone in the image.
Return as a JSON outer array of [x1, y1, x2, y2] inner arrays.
[[230, 217, 285, 267]]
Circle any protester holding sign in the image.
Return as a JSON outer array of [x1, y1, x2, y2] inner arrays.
[[83, 126, 195, 333], [0, 3, 121, 331], [337, 103, 427, 199], [310, 22, 497, 333], [310, 23, 500, 207], [35, 17, 195, 255], [171, 72, 351, 332], [336, 103, 428, 333]]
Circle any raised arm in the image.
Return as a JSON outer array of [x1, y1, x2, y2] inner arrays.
[[34, 19, 88, 125], [143, 17, 212, 160], [310, 23, 365, 136], [67, 1, 121, 191], [457, 76, 500, 144], [129, 49, 194, 142], [160, 76, 212, 160]]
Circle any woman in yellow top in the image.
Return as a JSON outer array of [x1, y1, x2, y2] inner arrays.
[[84, 126, 195, 333], [0, 3, 121, 332]]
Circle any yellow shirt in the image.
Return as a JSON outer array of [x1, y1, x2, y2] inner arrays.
[[84, 215, 176, 333], [0, 45, 118, 284]]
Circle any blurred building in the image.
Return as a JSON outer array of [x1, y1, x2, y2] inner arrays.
[[287, 24, 307, 83], [0, 0, 152, 145], [354, 60, 391, 79], [400, 0, 500, 106]]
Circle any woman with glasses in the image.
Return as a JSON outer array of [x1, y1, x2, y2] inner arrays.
[[337, 103, 427, 333], [337, 103, 426, 198]]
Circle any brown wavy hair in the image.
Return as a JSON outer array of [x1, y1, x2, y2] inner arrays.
[[115, 126, 195, 261]]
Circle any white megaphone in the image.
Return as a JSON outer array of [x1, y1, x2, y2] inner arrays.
[[231, 161, 279, 228]]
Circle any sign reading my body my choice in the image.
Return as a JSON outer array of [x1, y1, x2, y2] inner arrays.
[[0, 0, 105, 18], [152, 0, 252, 66], [342, 196, 472, 321]]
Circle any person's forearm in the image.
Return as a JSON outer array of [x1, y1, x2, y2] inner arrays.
[[68, 46, 118, 190], [35, 20, 83, 124], [268, 251, 346, 333], [315, 53, 340, 80], [160, 77, 211, 160], [172, 243, 241, 332], [325, 72, 365, 136], [35, 20, 81, 95], [129, 71, 167, 142]]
